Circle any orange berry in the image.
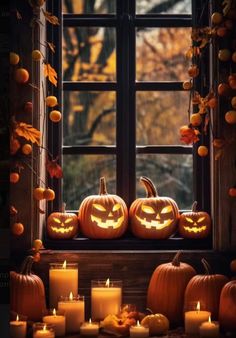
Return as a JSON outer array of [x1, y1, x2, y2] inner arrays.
[[229, 188, 236, 197], [231, 52, 236, 63], [44, 188, 55, 201], [231, 97, 236, 109], [10, 138, 20, 155], [33, 239, 43, 250], [225, 110, 236, 124], [183, 81, 193, 90], [218, 83, 231, 96], [211, 12, 223, 25], [198, 146, 208, 157], [188, 65, 199, 78], [10, 52, 20, 65], [216, 27, 228, 37], [33, 252, 41, 262], [11, 222, 24, 236], [46, 96, 58, 107], [190, 113, 202, 127], [32, 49, 42, 61], [49, 110, 61, 122], [10, 172, 20, 183], [207, 97, 217, 109], [218, 49, 231, 62], [22, 144, 32, 155], [33, 187, 45, 200], [15, 68, 29, 84]]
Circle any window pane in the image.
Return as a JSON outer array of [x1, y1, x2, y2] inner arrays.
[[136, 91, 189, 145], [63, 155, 116, 209], [63, 27, 116, 81], [136, 27, 191, 81], [136, 0, 191, 14], [62, 0, 116, 14], [136, 154, 193, 209], [63, 91, 116, 146]]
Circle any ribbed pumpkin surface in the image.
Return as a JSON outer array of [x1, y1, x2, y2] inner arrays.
[[219, 280, 236, 331], [147, 252, 196, 326]]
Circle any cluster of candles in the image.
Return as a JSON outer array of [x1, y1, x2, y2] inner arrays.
[[10, 261, 220, 338]]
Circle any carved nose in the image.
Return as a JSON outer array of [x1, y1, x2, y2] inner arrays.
[[61, 223, 65, 227], [156, 213, 160, 220], [108, 212, 113, 217]]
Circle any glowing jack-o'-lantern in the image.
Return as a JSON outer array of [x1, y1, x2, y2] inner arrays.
[[178, 201, 211, 239], [47, 205, 79, 239], [79, 177, 128, 239], [129, 177, 180, 239]]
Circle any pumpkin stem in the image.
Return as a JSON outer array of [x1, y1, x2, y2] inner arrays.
[[99, 177, 108, 195], [172, 251, 181, 267], [192, 201, 198, 212], [140, 176, 157, 197], [20, 256, 34, 275], [201, 258, 212, 275], [61, 202, 66, 213]]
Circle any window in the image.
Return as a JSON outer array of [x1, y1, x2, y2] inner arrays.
[[46, 0, 211, 249]]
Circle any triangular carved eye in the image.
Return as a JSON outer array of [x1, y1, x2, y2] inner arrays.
[[65, 218, 73, 224], [161, 206, 173, 214], [93, 204, 106, 211], [112, 204, 121, 212], [53, 217, 61, 224], [185, 217, 194, 223], [197, 216, 205, 223], [142, 205, 155, 214]]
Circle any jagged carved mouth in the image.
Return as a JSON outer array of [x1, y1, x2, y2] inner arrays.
[[51, 226, 74, 233], [91, 215, 124, 229], [183, 225, 206, 233], [135, 215, 173, 229]]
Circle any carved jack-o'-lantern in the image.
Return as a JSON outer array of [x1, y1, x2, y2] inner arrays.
[[47, 205, 79, 239], [79, 177, 128, 239], [178, 201, 211, 239], [129, 177, 180, 239]]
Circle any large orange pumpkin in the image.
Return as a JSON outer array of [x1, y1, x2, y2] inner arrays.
[[10, 256, 46, 321], [79, 177, 128, 239], [129, 177, 179, 239], [219, 280, 236, 331], [147, 251, 196, 326], [184, 259, 229, 320]]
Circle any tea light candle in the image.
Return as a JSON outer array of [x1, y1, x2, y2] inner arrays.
[[80, 319, 99, 336], [91, 279, 122, 320], [185, 301, 211, 335], [33, 324, 55, 338], [49, 261, 78, 308], [10, 315, 27, 338], [129, 320, 149, 338], [58, 292, 84, 333], [199, 316, 219, 337], [43, 309, 66, 336]]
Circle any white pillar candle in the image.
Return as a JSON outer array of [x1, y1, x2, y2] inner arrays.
[[43, 309, 66, 336], [58, 293, 85, 333], [199, 316, 219, 338], [10, 315, 27, 338], [91, 279, 122, 320], [33, 324, 55, 338], [49, 261, 78, 309], [80, 319, 99, 336], [129, 321, 149, 338], [185, 301, 211, 335]]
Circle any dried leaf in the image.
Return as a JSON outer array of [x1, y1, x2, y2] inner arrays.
[[38, 207, 45, 214], [46, 41, 56, 53], [15, 122, 41, 145], [42, 9, 60, 25], [222, 0, 232, 15], [10, 206, 18, 216], [185, 47, 193, 59], [215, 149, 224, 160], [44, 63, 57, 87], [203, 115, 210, 134], [46, 158, 63, 178], [180, 126, 200, 145]]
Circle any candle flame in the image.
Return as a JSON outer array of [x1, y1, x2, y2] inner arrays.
[[53, 308, 56, 316], [105, 278, 110, 287], [62, 260, 67, 269], [196, 301, 200, 312], [89, 318, 92, 324], [43, 325, 47, 331], [137, 320, 140, 327], [69, 291, 73, 300], [208, 316, 211, 323], [16, 315, 19, 322]]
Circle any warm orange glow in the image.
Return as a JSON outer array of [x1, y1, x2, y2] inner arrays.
[[137, 320, 140, 327], [53, 308, 56, 316], [16, 314, 19, 321], [89, 318, 92, 324], [208, 316, 211, 323], [62, 260, 67, 269], [69, 291, 73, 300], [196, 301, 200, 312], [43, 324, 47, 331], [105, 278, 110, 287]]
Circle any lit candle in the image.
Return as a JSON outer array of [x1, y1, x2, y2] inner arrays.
[[129, 320, 149, 338], [10, 315, 27, 338], [43, 309, 66, 337], [33, 324, 55, 338], [49, 261, 78, 308], [91, 279, 122, 320], [58, 292, 85, 333], [199, 316, 219, 337], [185, 301, 211, 335], [80, 318, 99, 336]]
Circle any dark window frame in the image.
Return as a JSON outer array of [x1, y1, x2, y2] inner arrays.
[[45, 0, 211, 250]]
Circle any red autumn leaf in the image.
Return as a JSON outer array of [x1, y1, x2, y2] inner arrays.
[[46, 158, 63, 178], [179, 126, 200, 145]]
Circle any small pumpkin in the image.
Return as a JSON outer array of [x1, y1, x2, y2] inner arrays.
[[147, 251, 196, 326], [178, 201, 211, 239], [47, 204, 79, 239], [129, 177, 180, 239], [219, 280, 236, 332], [184, 259, 229, 320], [141, 314, 169, 335], [10, 256, 46, 321], [230, 259, 236, 274], [79, 177, 128, 239]]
